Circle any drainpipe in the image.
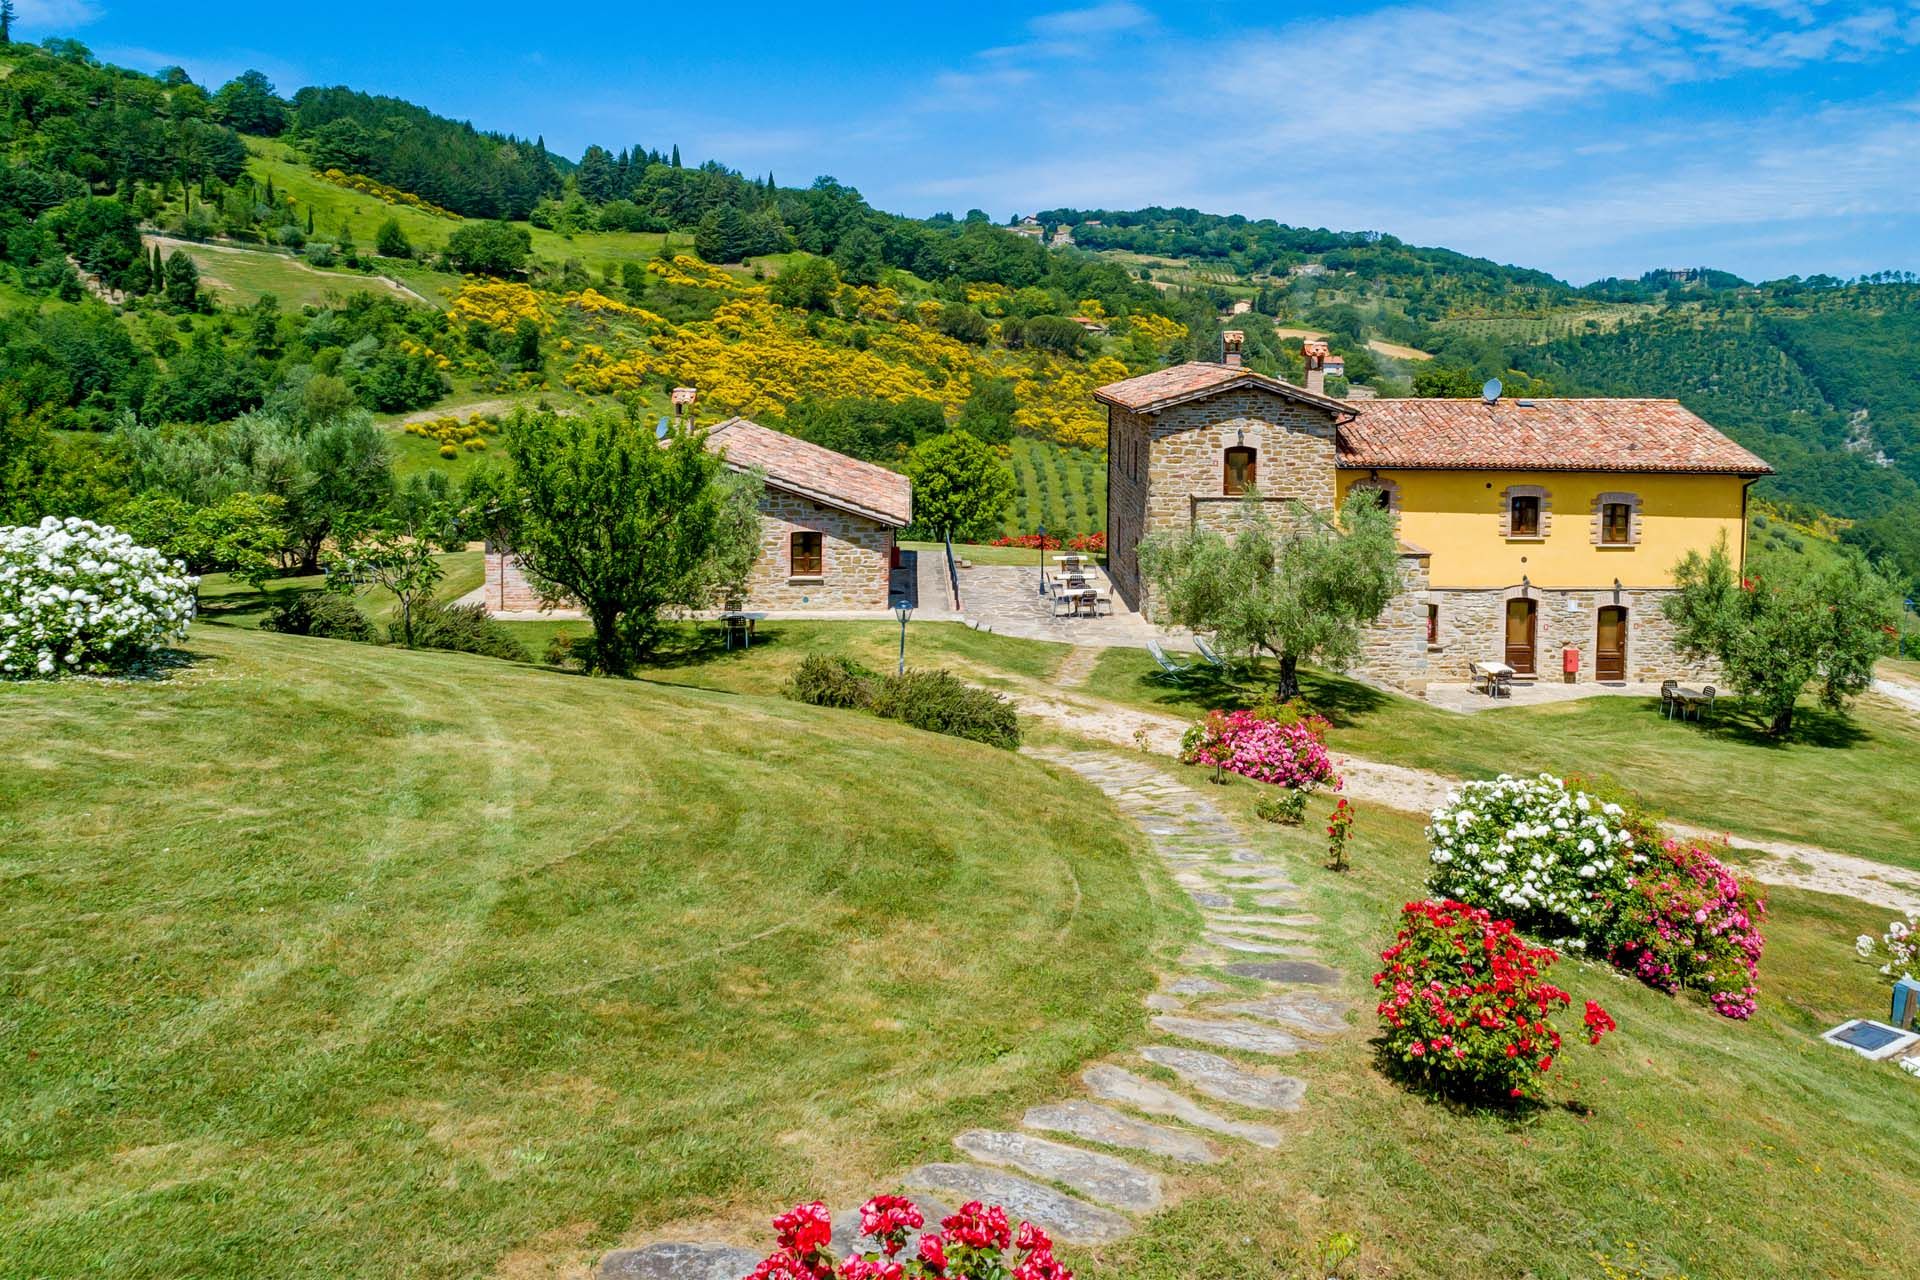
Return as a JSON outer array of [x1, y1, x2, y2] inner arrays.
[[1738, 477, 1758, 574]]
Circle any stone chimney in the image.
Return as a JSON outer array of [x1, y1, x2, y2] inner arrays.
[[1222, 330, 1244, 368], [1301, 338, 1329, 395]]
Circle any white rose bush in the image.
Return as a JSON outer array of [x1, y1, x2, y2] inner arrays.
[[0, 517, 198, 678], [1425, 773, 1643, 948]]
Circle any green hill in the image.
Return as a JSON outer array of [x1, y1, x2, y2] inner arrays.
[[0, 624, 1157, 1278]]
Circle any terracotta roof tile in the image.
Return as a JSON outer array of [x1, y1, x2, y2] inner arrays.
[[1093, 361, 1351, 415], [706, 417, 913, 527], [1336, 398, 1771, 475]]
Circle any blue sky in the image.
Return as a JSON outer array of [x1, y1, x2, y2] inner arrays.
[[20, 0, 1920, 283]]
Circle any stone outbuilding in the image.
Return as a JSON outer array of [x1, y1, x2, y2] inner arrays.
[[1097, 345, 1771, 694], [483, 416, 911, 615]]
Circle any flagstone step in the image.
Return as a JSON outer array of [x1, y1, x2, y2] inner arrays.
[[1222, 960, 1341, 985], [902, 1164, 1134, 1244], [599, 1243, 764, 1279], [1215, 994, 1351, 1036], [1139, 1045, 1309, 1112], [1082, 1064, 1283, 1148], [1203, 932, 1318, 956], [1024, 1099, 1219, 1164], [953, 1129, 1163, 1212], [1165, 976, 1229, 996], [1151, 1014, 1309, 1057]]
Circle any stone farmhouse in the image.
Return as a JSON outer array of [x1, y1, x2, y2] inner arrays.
[[483, 417, 912, 614], [1096, 332, 1772, 693]]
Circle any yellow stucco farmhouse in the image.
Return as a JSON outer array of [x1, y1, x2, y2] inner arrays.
[[1097, 333, 1771, 693]]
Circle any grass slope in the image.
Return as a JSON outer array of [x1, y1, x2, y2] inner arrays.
[[1007, 437, 1106, 538], [1088, 773, 1920, 1280], [1082, 650, 1920, 870], [0, 626, 1161, 1279]]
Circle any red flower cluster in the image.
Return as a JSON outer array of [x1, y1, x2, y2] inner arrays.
[[1066, 532, 1106, 553], [1373, 899, 1615, 1102], [988, 533, 1062, 550], [745, 1197, 1070, 1280]]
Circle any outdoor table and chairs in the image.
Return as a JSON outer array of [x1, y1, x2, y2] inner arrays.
[[1471, 660, 1515, 698], [1663, 682, 1717, 721], [718, 611, 767, 650]]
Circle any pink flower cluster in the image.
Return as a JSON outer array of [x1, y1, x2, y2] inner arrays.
[[1602, 836, 1766, 1019], [1180, 709, 1339, 791], [746, 1197, 1070, 1280]]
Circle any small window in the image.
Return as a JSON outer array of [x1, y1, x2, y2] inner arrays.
[[790, 531, 823, 577], [1509, 494, 1541, 538], [1359, 485, 1391, 510], [1224, 446, 1257, 495], [1426, 603, 1439, 645], [1601, 501, 1632, 545]]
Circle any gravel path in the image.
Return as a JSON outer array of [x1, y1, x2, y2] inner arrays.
[[1002, 685, 1920, 914]]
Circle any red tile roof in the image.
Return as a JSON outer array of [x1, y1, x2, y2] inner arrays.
[[1337, 398, 1771, 475], [1093, 361, 1352, 416], [706, 417, 913, 527]]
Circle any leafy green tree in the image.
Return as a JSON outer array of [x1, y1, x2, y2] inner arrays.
[[783, 395, 944, 462], [1022, 314, 1090, 356], [936, 302, 990, 345], [444, 220, 531, 276], [1663, 537, 1899, 735], [212, 71, 287, 135], [351, 347, 449, 412], [905, 431, 1013, 542], [767, 255, 840, 312], [324, 509, 449, 648], [831, 225, 883, 286], [512, 317, 542, 370], [374, 217, 411, 259], [163, 249, 202, 309], [1141, 494, 1402, 700], [503, 409, 763, 673], [956, 376, 1017, 445], [114, 490, 287, 585], [693, 205, 755, 264]]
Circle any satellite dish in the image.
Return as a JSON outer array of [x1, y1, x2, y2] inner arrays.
[[1481, 378, 1503, 404], [655, 418, 671, 440]]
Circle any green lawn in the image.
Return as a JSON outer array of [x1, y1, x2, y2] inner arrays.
[[151, 237, 420, 310], [902, 539, 1106, 569], [1081, 649, 1920, 870], [0, 625, 1162, 1279], [1080, 767, 1920, 1280], [196, 552, 484, 630]]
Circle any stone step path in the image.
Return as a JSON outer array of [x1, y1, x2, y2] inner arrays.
[[597, 747, 1355, 1274]]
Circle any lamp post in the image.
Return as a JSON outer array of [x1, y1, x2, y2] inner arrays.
[[895, 601, 914, 675], [1036, 525, 1047, 596]]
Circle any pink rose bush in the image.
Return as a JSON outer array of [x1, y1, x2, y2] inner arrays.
[[746, 1196, 1071, 1280], [1180, 709, 1339, 791], [1601, 837, 1766, 1019]]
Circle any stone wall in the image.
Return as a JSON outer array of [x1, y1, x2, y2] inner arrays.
[[1426, 586, 1718, 683], [1351, 551, 1433, 694], [484, 487, 897, 614], [739, 488, 896, 610], [1112, 387, 1342, 614]]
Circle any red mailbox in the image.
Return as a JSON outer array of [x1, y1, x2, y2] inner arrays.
[[1563, 647, 1581, 681]]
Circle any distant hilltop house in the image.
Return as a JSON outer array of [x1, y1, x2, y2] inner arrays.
[[1228, 299, 1253, 316], [484, 417, 912, 615], [1096, 330, 1770, 693], [1012, 216, 1046, 239], [1050, 225, 1075, 248], [1070, 315, 1110, 335], [1322, 353, 1345, 378]]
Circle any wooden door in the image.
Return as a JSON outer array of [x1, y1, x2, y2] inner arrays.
[[1596, 606, 1627, 682], [1504, 599, 1537, 674]]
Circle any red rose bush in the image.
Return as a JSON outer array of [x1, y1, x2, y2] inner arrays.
[[1179, 709, 1339, 791], [746, 1196, 1071, 1280], [1374, 899, 1615, 1101]]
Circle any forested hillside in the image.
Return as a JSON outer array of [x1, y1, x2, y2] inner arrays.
[[0, 35, 1913, 584]]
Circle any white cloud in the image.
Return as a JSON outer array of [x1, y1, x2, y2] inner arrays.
[[14, 0, 102, 29]]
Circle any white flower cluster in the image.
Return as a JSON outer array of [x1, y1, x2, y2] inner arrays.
[[1426, 772, 1643, 940], [1857, 914, 1917, 978], [0, 517, 198, 678]]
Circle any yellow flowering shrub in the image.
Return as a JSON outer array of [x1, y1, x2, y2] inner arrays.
[[316, 169, 460, 219], [647, 255, 738, 292], [565, 289, 665, 325], [450, 281, 552, 333], [838, 284, 903, 321], [1075, 299, 1109, 321], [1125, 312, 1188, 344], [1014, 356, 1130, 448], [405, 414, 502, 451], [964, 283, 1012, 314]]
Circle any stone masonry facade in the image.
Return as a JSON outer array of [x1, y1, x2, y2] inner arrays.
[[1425, 586, 1716, 685], [484, 485, 896, 614], [739, 487, 896, 610], [1108, 386, 1339, 616]]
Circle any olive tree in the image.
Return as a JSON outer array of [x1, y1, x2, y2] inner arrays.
[[1140, 492, 1402, 700], [1664, 537, 1898, 736]]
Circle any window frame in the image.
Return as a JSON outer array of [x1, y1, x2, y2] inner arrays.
[[1600, 501, 1632, 545], [1223, 445, 1257, 496], [789, 530, 824, 578], [1499, 485, 1552, 540], [1509, 494, 1542, 538]]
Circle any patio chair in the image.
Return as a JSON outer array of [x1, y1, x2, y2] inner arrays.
[[1094, 591, 1113, 617], [1659, 679, 1678, 720], [1693, 685, 1716, 722], [1148, 639, 1190, 676], [1194, 635, 1227, 669]]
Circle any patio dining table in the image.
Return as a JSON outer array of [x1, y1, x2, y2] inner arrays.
[[1472, 660, 1515, 698], [1053, 587, 1098, 617]]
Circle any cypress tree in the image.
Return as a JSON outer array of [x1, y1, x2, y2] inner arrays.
[[306, 208, 314, 234], [265, 174, 275, 205], [670, 144, 681, 169]]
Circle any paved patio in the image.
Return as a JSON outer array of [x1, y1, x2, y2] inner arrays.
[[1423, 679, 1667, 714], [948, 562, 1164, 647]]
